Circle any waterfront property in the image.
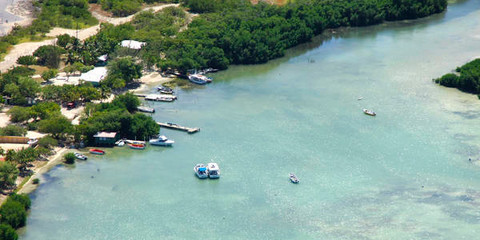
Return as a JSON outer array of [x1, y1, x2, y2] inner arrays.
[[93, 132, 119, 146], [80, 67, 108, 87]]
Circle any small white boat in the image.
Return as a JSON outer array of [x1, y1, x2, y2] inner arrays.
[[137, 106, 155, 113], [157, 86, 174, 94], [27, 138, 38, 146], [149, 135, 174, 147], [207, 163, 220, 179], [74, 152, 88, 160], [115, 140, 125, 147], [188, 74, 212, 85], [363, 108, 376, 116], [289, 173, 299, 184], [194, 164, 208, 179], [124, 140, 146, 144]]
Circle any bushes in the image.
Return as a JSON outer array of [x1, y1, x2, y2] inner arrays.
[[0, 125, 27, 137], [435, 59, 480, 94], [0, 199, 27, 229], [0, 224, 17, 240], [64, 152, 76, 164], [0, 194, 31, 240]]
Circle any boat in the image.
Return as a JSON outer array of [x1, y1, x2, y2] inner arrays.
[[128, 143, 146, 150], [157, 86, 174, 94], [115, 139, 125, 147], [74, 152, 88, 160], [363, 108, 376, 116], [145, 94, 177, 102], [289, 173, 299, 183], [188, 74, 212, 85], [207, 163, 220, 179], [194, 164, 208, 179], [137, 106, 155, 113], [27, 138, 38, 146], [125, 140, 146, 144], [149, 135, 174, 147], [89, 149, 105, 155]]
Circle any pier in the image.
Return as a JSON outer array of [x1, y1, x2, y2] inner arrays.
[[157, 122, 200, 134]]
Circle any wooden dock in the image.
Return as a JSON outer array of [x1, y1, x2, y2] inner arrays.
[[157, 122, 200, 134]]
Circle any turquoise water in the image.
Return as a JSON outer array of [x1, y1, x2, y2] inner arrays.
[[20, 1, 480, 239]]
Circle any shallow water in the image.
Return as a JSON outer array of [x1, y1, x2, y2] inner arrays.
[[20, 1, 480, 239], [0, 0, 23, 35]]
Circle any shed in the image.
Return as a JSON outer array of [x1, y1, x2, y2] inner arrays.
[[93, 132, 119, 146], [80, 67, 107, 87]]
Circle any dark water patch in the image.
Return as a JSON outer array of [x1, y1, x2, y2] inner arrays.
[[451, 110, 480, 119]]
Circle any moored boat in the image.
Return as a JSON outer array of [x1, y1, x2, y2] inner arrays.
[[149, 135, 174, 147], [157, 86, 174, 94], [207, 162, 220, 179], [115, 139, 125, 147], [289, 173, 299, 184], [188, 74, 212, 85], [74, 152, 88, 160], [137, 106, 155, 113], [194, 164, 208, 179], [89, 149, 105, 155], [363, 108, 376, 116], [128, 143, 146, 150]]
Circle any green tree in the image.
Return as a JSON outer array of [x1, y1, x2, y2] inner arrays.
[[64, 152, 76, 164], [106, 57, 142, 88], [16, 55, 36, 67], [8, 194, 31, 210], [56, 34, 72, 48], [13, 148, 38, 173], [112, 93, 140, 113], [33, 45, 66, 68], [0, 125, 27, 136], [38, 115, 73, 139], [0, 224, 18, 240], [0, 162, 19, 191], [0, 200, 27, 229], [30, 102, 61, 120], [38, 136, 58, 149], [7, 107, 32, 123], [41, 69, 58, 82]]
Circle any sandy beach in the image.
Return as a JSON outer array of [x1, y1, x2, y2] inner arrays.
[[1, 0, 35, 36]]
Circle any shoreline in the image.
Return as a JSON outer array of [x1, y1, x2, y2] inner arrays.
[[7, 73, 174, 199], [1, 0, 35, 36]]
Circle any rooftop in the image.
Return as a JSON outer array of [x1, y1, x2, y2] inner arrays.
[[93, 132, 117, 138], [121, 40, 146, 50]]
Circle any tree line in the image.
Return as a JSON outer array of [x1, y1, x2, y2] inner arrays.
[[435, 59, 480, 95]]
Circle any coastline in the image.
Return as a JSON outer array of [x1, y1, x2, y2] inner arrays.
[[0, 73, 173, 202], [1, 0, 35, 36]]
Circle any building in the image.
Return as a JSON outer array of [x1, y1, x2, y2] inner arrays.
[[93, 132, 119, 146], [80, 67, 107, 87], [120, 40, 146, 50]]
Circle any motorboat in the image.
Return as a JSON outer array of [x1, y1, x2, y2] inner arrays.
[[115, 139, 125, 147], [125, 140, 146, 144], [157, 86, 174, 94], [89, 149, 105, 155], [74, 152, 88, 160], [289, 173, 299, 184], [194, 164, 208, 179], [363, 108, 376, 116], [128, 143, 146, 150], [137, 106, 155, 113], [27, 138, 38, 146], [149, 136, 174, 147], [207, 163, 220, 179], [188, 74, 212, 85]]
